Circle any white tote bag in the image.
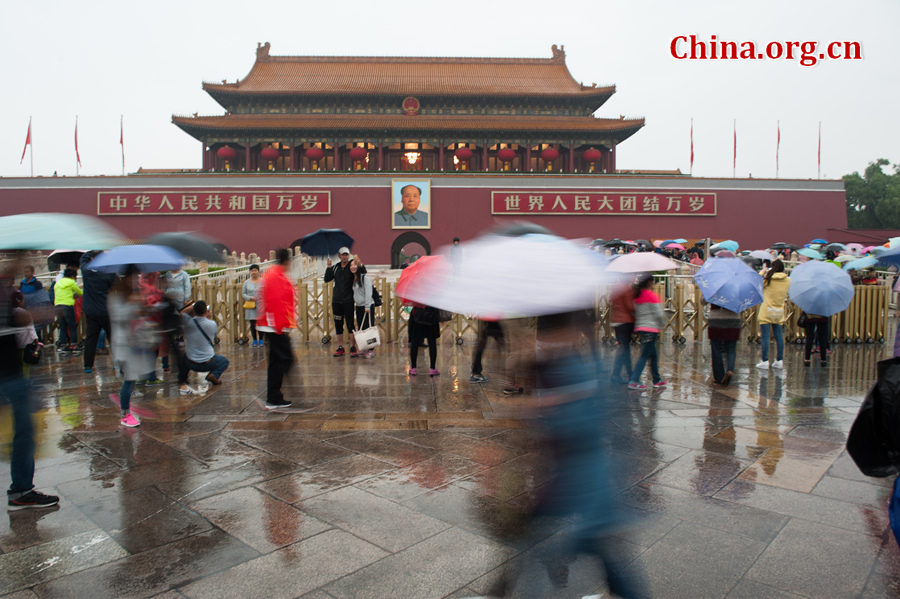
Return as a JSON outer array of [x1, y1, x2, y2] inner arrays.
[[353, 310, 381, 350]]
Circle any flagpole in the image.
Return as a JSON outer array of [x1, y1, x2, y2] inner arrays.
[[75, 116, 79, 176], [120, 115, 125, 176], [689, 117, 694, 176], [775, 120, 780, 179], [29, 121, 33, 178], [817, 121, 822, 179]]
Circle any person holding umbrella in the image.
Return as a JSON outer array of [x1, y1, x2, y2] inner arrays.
[[324, 248, 365, 357], [756, 260, 789, 370]]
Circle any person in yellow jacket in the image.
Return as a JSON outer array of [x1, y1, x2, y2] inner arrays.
[[756, 260, 790, 369], [53, 267, 82, 353]]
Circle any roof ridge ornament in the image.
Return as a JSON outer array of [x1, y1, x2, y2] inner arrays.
[[257, 41, 271, 61], [551, 44, 566, 63]]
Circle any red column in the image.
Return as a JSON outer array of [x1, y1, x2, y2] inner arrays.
[[244, 145, 251, 171], [525, 145, 531, 172], [334, 142, 340, 171], [378, 142, 384, 170], [202, 146, 208, 170], [482, 142, 488, 172], [438, 142, 444, 171], [287, 143, 294, 171], [568, 144, 575, 173], [610, 146, 616, 172]]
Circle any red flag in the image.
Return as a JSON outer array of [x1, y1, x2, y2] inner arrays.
[[689, 118, 694, 172], [120, 116, 125, 173], [19, 118, 31, 164], [732, 119, 737, 176], [776, 121, 780, 177], [75, 117, 82, 167]]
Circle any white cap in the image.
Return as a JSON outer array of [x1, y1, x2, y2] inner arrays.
[[338, 247, 351, 255]]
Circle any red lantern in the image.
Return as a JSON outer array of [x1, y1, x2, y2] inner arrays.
[[217, 146, 236, 160], [260, 147, 280, 160], [541, 148, 559, 161], [583, 148, 603, 162], [305, 147, 324, 161], [349, 147, 367, 160], [454, 147, 473, 160], [497, 148, 516, 162]]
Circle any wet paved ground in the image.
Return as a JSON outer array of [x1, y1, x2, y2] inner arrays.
[[2, 332, 900, 598]]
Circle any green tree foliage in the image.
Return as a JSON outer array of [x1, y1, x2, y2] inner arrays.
[[845, 159, 900, 228]]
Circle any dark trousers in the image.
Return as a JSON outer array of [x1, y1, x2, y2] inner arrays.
[[710, 339, 737, 383], [612, 323, 634, 380], [266, 332, 295, 403], [410, 330, 437, 369], [804, 321, 830, 361], [83, 313, 111, 369], [354, 306, 374, 331], [55, 305, 77, 345], [2, 376, 34, 499], [471, 321, 504, 375], [248, 319, 258, 341], [332, 301, 355, 335]]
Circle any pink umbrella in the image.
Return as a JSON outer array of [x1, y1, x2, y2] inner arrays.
[[845, 242, 864, 255], [652, 240, 664, 248], [607, 252, 678, 273], [663, 243, 686, 251], [861, 245, 876, 254]]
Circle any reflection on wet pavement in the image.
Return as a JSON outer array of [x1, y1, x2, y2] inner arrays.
[[0, 334, 898, 597]]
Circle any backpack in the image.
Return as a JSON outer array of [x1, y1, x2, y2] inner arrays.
[[847, 357, 900, 477], [372, 285, 382, 307]]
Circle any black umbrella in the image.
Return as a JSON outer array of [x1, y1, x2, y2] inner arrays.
[[299, 228, 354, 257], [146, 232, 225, 264], [490, 222, 555, 237], [47, 249, 86, 271], [770, 242, 797, 250]]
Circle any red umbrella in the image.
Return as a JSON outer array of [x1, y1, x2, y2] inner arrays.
[[395, 255, 449, 302]]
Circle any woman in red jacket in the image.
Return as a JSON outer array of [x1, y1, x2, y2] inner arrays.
[[257, 249, 296, 410]]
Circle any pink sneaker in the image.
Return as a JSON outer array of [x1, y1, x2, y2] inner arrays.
[[120, 413, 140, 428], [408, 368, 417, 376], [429, 368, 440, 376]]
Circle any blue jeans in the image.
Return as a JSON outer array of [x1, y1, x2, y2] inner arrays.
[[55, 304, 77, 345], [710, 339, 737, 383], [759, 323, 784, 362], [1, 376, 35, 499], [630, 332, 660, 384], [119, 380, 135, 413]]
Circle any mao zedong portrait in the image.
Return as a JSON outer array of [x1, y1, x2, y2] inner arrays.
[[394, 184, 429, 228]]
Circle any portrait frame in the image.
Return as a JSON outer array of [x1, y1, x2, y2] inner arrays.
[[391, 179, 431, 230]]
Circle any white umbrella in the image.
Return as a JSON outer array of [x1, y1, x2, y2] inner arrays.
[[403, 234, 611, 318], [606, 252, 678, 273]]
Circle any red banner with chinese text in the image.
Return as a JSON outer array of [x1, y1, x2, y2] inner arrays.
[[491, 191, 716, 216], [97, 190, 331, 215]]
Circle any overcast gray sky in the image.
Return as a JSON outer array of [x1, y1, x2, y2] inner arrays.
[[1, 0, 895, 181]]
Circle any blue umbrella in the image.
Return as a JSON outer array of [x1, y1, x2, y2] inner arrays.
[[673, 238, 688, 244], [789, 261, 854, 316], [844, 256, 877, 271], [712, 240, 739, 253], [299, 228, 354, 257], [810, 238, 828, 244], [876, 246, 900, 269], [693, 257, 764, 312], [87, 244, 185, 273], [0, 213, 125, 250], [798, 248, 824, 260]]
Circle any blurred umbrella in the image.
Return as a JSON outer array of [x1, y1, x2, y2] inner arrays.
[[889, 237, 900, 248], [798, 248, 824, 260], [876, 246, 900, 268], [146, 231, 225, 263], [834, 254, 858, 263], [0, 213, 124, 250], [635, 239, 653, 250], [47, 249, 87, 271], [395, 255, 449, 301], [604, 238, 626, 247], [870, 246, 888, 256], [490, 222, 554, 237], [399, 234, 611, 318], [663, 243, 686, 251], [749, 250, 775, 261], [652, 240, 664, 248], [810, 238, 828, 244], [824, 242, 847, 253], [673, 238, 688, 244], [299, 228, 353, 257], [844, 256, 878, 271], [659, 239, 678, 247], [606, 252, 678, 273], [845, 242, 865, 255], [87, 244, 185, 273], [789, 261, 854, 316], [711, 240, 739, 253], [693, 257, 763, 312]]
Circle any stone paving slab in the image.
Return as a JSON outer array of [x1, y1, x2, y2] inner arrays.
[[1, 336, 899, 597]]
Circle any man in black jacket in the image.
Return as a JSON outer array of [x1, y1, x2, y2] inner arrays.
[[324, 247, 365, 356], [80, 250, 117, 373]]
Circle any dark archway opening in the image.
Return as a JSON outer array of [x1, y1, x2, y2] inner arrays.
[[391, 232, 431, 269]]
